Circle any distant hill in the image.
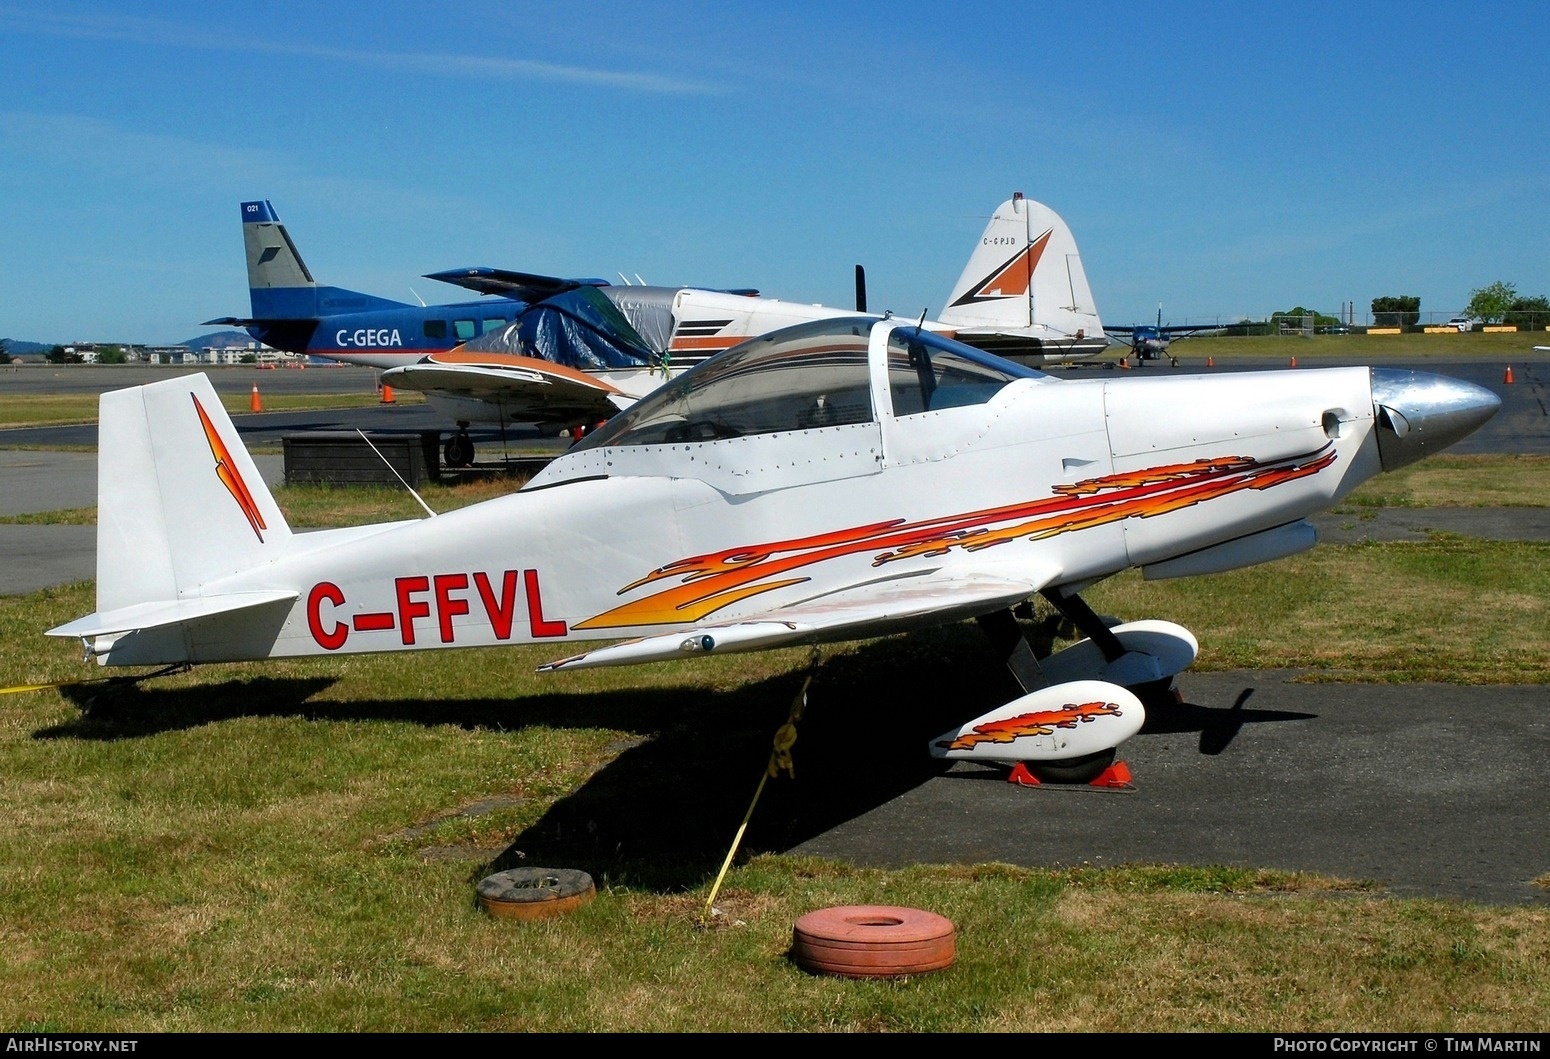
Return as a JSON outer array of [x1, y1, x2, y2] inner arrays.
[[179, 330, 256, 349], [1, 338, 52, 355], [2, 331, 256, 354]]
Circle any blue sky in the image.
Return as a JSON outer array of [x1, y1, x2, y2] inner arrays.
[[2, 1, 1546, 345]]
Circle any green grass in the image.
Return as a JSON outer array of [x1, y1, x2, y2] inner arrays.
[[1083, 538, 1550, 682], [1336, 453, 1550, 509], [3, 427, 1549, 1031], [3, 582, 1548, 1031], [0, 390, 421, 428], [3, 501, 1549, 1031], [1129, 329, 1547, 363]]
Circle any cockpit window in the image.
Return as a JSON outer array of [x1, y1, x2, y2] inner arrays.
[[570, 316, 1045, 452], [573, 317, 877, 449], [886, 327, 1037, 415]]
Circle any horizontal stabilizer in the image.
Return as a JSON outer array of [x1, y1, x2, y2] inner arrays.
[[383, 361, 561, 392], [46, 590, 300, 641], [201, 315, 318, 328], [540, 572, 1048, 672]]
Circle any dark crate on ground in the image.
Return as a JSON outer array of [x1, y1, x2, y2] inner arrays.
[[283, 431, 442, 486]]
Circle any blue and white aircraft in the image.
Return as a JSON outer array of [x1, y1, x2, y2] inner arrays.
[[204, 200, 582, 366], [1103, 305, 1230, 364]]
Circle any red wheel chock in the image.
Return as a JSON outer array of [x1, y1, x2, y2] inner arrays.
[[1007, 760, 1134, 789], [1090, 760, 1133, 787]]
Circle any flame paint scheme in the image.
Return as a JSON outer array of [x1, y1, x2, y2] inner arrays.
[[49, 315, 1499, 778]]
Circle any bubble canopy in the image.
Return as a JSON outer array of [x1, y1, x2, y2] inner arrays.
[[572, 315, 1047, 451]]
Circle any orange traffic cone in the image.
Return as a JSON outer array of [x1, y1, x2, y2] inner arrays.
[[1289, 356, 1297, 368], [1505, 365, 1515, 384], [381, 384, 395, 404], [1207, 356, 1214, 368], [249, 384, 262, 412]]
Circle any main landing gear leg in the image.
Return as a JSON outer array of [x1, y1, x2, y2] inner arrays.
[[1040, 588, 1194, 704], [974, 608, 1047, 694], [1040, 588, 1127, 663]]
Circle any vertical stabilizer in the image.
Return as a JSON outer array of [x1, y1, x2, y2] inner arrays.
[[936, 193, 1107, 361], [237, 199, 411, 322], [242, 200, 315, 288], [241, 199, 319, 319], [94, 373, 292, 617]]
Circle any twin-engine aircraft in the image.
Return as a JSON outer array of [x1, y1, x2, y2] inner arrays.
[[48, 315, 1499, 782], [211, 194, 1110, 464]]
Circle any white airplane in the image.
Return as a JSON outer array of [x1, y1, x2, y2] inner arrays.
[[47, 315, 1499, 782], [410, 192, 1111, 451], [214, 194, 1109, 464]]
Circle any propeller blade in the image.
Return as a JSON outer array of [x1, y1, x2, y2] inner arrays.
[[855, 265, 867, 313]]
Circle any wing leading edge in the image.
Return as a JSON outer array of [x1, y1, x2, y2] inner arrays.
[[426, 267, 611, 300]]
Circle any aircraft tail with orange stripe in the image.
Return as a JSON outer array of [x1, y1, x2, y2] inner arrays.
[[935, 192, 1110, 363], [47, 375, 301, 660]]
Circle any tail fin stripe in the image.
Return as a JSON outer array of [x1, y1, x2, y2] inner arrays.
[[192, 394, 268, 541], [949, 229, 1052, 307]]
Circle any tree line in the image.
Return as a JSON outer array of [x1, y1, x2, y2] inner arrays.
[[1373, 282, 1549, 329]]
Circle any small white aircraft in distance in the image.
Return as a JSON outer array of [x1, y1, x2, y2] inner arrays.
[[216, 193, 1108, 463], [48, 315, 1500, 782]]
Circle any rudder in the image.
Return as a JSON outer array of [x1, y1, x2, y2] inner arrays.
[[936, 192, 1106, 358], [94, 373, 291, 617]]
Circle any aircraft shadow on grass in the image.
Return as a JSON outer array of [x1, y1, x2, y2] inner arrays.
[[42, 626, 1317, 891], [42, 626, 1314, 893]]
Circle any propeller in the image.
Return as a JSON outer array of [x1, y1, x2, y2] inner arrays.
[[855, 265, 867, 313]]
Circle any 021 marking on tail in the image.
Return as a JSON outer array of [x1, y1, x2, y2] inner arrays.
[[48, 315, 1500, 781]]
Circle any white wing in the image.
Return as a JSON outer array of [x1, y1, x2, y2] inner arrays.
[[538, 570, 1052, 672]]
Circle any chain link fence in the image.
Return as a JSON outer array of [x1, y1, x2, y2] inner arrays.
[[1157, 310, 1550, 335]]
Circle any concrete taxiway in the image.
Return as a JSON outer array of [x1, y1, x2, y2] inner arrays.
[[788, 673, 1550, 907], [3, 352, 1547, 905]]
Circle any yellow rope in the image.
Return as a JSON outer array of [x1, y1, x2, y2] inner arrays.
[[0, 677, 111, 696], [701, 666, 814, 924], [1, 663, 189, 697]]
